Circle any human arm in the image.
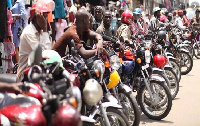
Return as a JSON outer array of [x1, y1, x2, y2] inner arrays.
[[88, 30, 103, 57], [0, 82, 22, 94]]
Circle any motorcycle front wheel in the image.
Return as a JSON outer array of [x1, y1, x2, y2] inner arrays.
[[176, 51, 193, 75], [117, 87, 141, 126], [138, 81, 172, 120], [193, 42, 200, 59], [168, 59, 181, 82], [94, 107, 130, 126]]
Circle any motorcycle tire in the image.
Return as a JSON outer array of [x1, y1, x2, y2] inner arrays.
[[164, 67, 179, 100], [94, 107, 130, 126], [152, 70, 176, 99], [193, 42, 200, 59], [178, 51, 193, 75], [138, 80, 172, 120], [168, 59, 181, 82], [118, 87, 141, 126], [183, 44, 194, 58]]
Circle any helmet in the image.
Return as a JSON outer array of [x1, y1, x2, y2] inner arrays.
[[30, 3, 51, 19], [161, 8, 168, 15], [153, 7, 161, 13], [178, 10, 183, 16], [83, 79, 103, 105], [42, 50, 64, 69], [158, 30, 166, 40], [167, 13, 173, 17], [133, 8, 141, 15], [153, 54, 167, 68], [106, 70, 120, 89], [121, 10, 133, 24], [160, 15, 167, 22], [124, 50, 135, 60]]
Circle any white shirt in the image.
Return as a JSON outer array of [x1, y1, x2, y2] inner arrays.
[[16, 23, 52, 82], [175, 16, 186, 30]]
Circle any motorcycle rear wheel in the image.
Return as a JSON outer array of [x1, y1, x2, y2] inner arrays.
[[138, 81, 172, 120]]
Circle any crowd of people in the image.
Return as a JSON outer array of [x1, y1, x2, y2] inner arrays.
[[0, 0, 199, 96]]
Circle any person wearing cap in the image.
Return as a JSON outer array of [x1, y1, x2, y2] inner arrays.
[[175, 10, 186, 30], [129, 8, 148, 37], [150, 7, 165, 31], [190, 9, 200, 31], [16, 3, 52, 82]]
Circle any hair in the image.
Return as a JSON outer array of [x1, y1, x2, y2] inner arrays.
[[183, 10, 186, 15]]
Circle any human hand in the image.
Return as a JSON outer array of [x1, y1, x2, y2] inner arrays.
[[36, 11, 47, 32], [95, 41, 103, 58], [8, 83, 22, 94]]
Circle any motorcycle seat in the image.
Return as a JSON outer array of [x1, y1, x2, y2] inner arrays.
[[0, 74, 17, 83]]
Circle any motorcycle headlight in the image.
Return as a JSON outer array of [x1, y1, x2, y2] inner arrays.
[[110, 55, 121, 70], [106, 70, 120, 89], [83, 79, 103, 105], [145, 50, 151, 64]]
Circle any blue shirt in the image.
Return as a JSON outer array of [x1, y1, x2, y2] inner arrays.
[[54, 0, 66, 19], [12, 0, 26, 28], [7, 0, 12, 8]]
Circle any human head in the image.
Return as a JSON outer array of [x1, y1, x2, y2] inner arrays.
[[167, 13, 173, 21], [133, 8, 141, 21], [30, 3, 50, 30], [178, 10, 183, 17], [196, 9, 200, 18], [66, 0, 72, 7], [103, 10, 112, 26], [183, 10, 186, 15], [121, 10, 133, 24], [153, 7, 161, 18], [75, 8, 90, 35], [94, 6, 103, 21]]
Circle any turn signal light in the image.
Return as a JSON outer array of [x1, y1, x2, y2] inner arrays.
[[137, 58, 141, 63], [104, 61, 110, 68], [95, 69, 99, 77], [69, 97, 77, 108], [119, 58, 123, 63]]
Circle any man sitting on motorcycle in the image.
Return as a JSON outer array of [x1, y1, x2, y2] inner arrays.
[[129, 8, 148, 37], [116, 10, 133, 44], [175, 10, 187, 30], [150, 7, 167, 31], [190, 9, 200, 31], [52, 8, 105, 59], [17, 3, 52, 82], [96, 10, 113, 37]]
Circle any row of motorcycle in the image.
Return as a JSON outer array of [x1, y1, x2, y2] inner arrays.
[[0, 25, 199, 126]]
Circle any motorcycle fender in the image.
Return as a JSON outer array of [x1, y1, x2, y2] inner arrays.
[[150, 74, 165, 83], [102, 102, 122, 109], [165, 52, 173, 57], [81, 116, 96, 123], [180, 48, 189, 53], [152, 67, 163, 73], [182, 40, 191, 44], [167, 56, 176, 61], [164, 64, 173, 70], [119, 83, 132, 92]]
